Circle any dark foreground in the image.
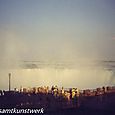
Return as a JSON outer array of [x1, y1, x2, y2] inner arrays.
[[45, 107, 115, 115], [0, 87, 115, 115]]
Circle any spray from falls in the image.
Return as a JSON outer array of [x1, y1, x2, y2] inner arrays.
[[0, 30, 115, 90]]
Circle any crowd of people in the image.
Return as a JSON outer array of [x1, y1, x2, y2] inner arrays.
[[0, 85, 115, 110]]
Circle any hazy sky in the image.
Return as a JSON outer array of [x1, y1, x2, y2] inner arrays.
[[0, 0, 115, 90]]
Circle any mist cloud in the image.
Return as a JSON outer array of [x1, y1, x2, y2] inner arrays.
[[0, 27, 115, 90]]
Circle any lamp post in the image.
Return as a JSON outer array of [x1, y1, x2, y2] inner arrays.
[[9, 73, 11, 91]]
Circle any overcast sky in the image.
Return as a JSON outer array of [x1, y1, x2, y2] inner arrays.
[[0, 0, 115, 90]]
